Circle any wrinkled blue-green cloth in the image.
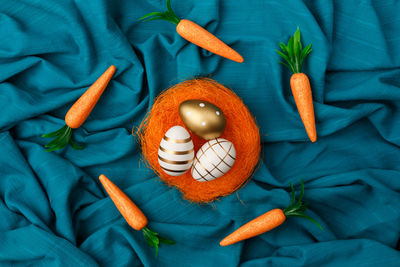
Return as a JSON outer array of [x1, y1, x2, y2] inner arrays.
[[1, 0, 400, 266]]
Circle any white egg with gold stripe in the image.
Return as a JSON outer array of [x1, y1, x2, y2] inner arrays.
[[191, 138, 236, 182], [158, 126, 194, 176]]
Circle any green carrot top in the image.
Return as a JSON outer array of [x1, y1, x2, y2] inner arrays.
[[139, 0, 180, 25], [283, 179, 323, 230], [277, 27, 312, 74]]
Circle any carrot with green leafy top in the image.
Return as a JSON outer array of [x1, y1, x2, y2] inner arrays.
[[220, 180, 322, 246], [42, 65, 116, 151], [139, 0, 243, 63], [99, 175, 175, 257], [277, 28, 317, 142]]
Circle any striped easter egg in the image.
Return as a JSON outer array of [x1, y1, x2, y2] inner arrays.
[[191, 138, 236, 182], [158, 126, 195, 176]]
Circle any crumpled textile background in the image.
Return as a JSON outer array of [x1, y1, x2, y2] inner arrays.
[[1, 0, 400, 266]]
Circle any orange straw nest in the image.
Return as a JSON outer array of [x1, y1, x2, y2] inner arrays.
[[136, 78, 261, 203]]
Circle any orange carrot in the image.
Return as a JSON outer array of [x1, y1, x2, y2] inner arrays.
[[99, 174, 148, 230], [176, 19, 243, 63], [65, 65, 116, 129], [99, 174, 175, 257], [277, 28, 317, 142], [139, 0, 243, 63], [220, 209, 286, 246], [220, 180, 322, 246], [290, 73, 316, 142], [42, 65, 116, 152]]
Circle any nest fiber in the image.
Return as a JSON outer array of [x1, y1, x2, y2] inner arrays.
[[137, 78, 260, 203]]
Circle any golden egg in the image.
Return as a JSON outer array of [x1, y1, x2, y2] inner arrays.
[[179, 100, 226, 140]]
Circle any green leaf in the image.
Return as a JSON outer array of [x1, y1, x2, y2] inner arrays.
[[287, 213, 323, 231], [45, 143, 68, 152], [144, 236, 155, 248], [46, 139, 69, 151], [69, 138, 85, 150], [42, 125, 68, 138], [290, 198, 303, 211], [43, 125, 85, 152], [294, 27, 300, 41], [142, 227, 175, 257], [300, 44, 312, 64], [283, 179, 323, 231], [293, 27, 301, 55], [167, 0, 173, 14], [146, 227, 159, 236], [279, 42, 288, 54], [284, 179, 306, 214], [298, 35, 302, 52], [159, 235, 176, 245], [143, 231, 157, 247], [287, 36, 294, 60], [139, 0, 180, 25], [165, 12, 180, 25], [297, 179, 305, 203], [276, 50, 290, 63], [298, 202, 308, 213], [142, 227, 163, 258], [155, 240, 159, 258], [141, 16, 164, 23], [278, 27, 312, 74], [303, 45, 311, 56], [46, 129, 70, 146], [304, 43, 311, 53], [44, 128, 71, 148], [293, 37, 299, 58], [138, 12, 164, 21], [42, 131, 60, 138], [295, 42, 301, 65], [166, 0, 180, 24], [289, 182, 296, 206], [292, 28, 302, 73], [44, 134, 66, 148], [278, 61, 294, 74]]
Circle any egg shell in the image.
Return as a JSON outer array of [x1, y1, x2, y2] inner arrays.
[[191, 138, 236, 182], [179, 100, 226, 140], [158, 126, 194, 176]]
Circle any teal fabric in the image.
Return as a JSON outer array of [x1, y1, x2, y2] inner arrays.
[[1, 0, 400, 266]]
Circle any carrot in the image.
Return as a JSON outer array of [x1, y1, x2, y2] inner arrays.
[[277, 28, 317, 142], [220, 209, 286, 246], [176, 19, 243, 63], [99, 174, 175, 257], [139, 0, 243, 63], [42, 65, 116, 152], [99, 174, 148, 230], [65, 65, 116, 129], [220, 180, 322, 246]]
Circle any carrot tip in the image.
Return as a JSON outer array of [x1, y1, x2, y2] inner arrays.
[[230, 54, 243, 63], [236, 56, 244, 63], [99, 174, 107, 183], [219, 235, 235, 246], [309, 134, 317, 142], [219, 240, 228, 246], [107, 65, 116, 75]]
